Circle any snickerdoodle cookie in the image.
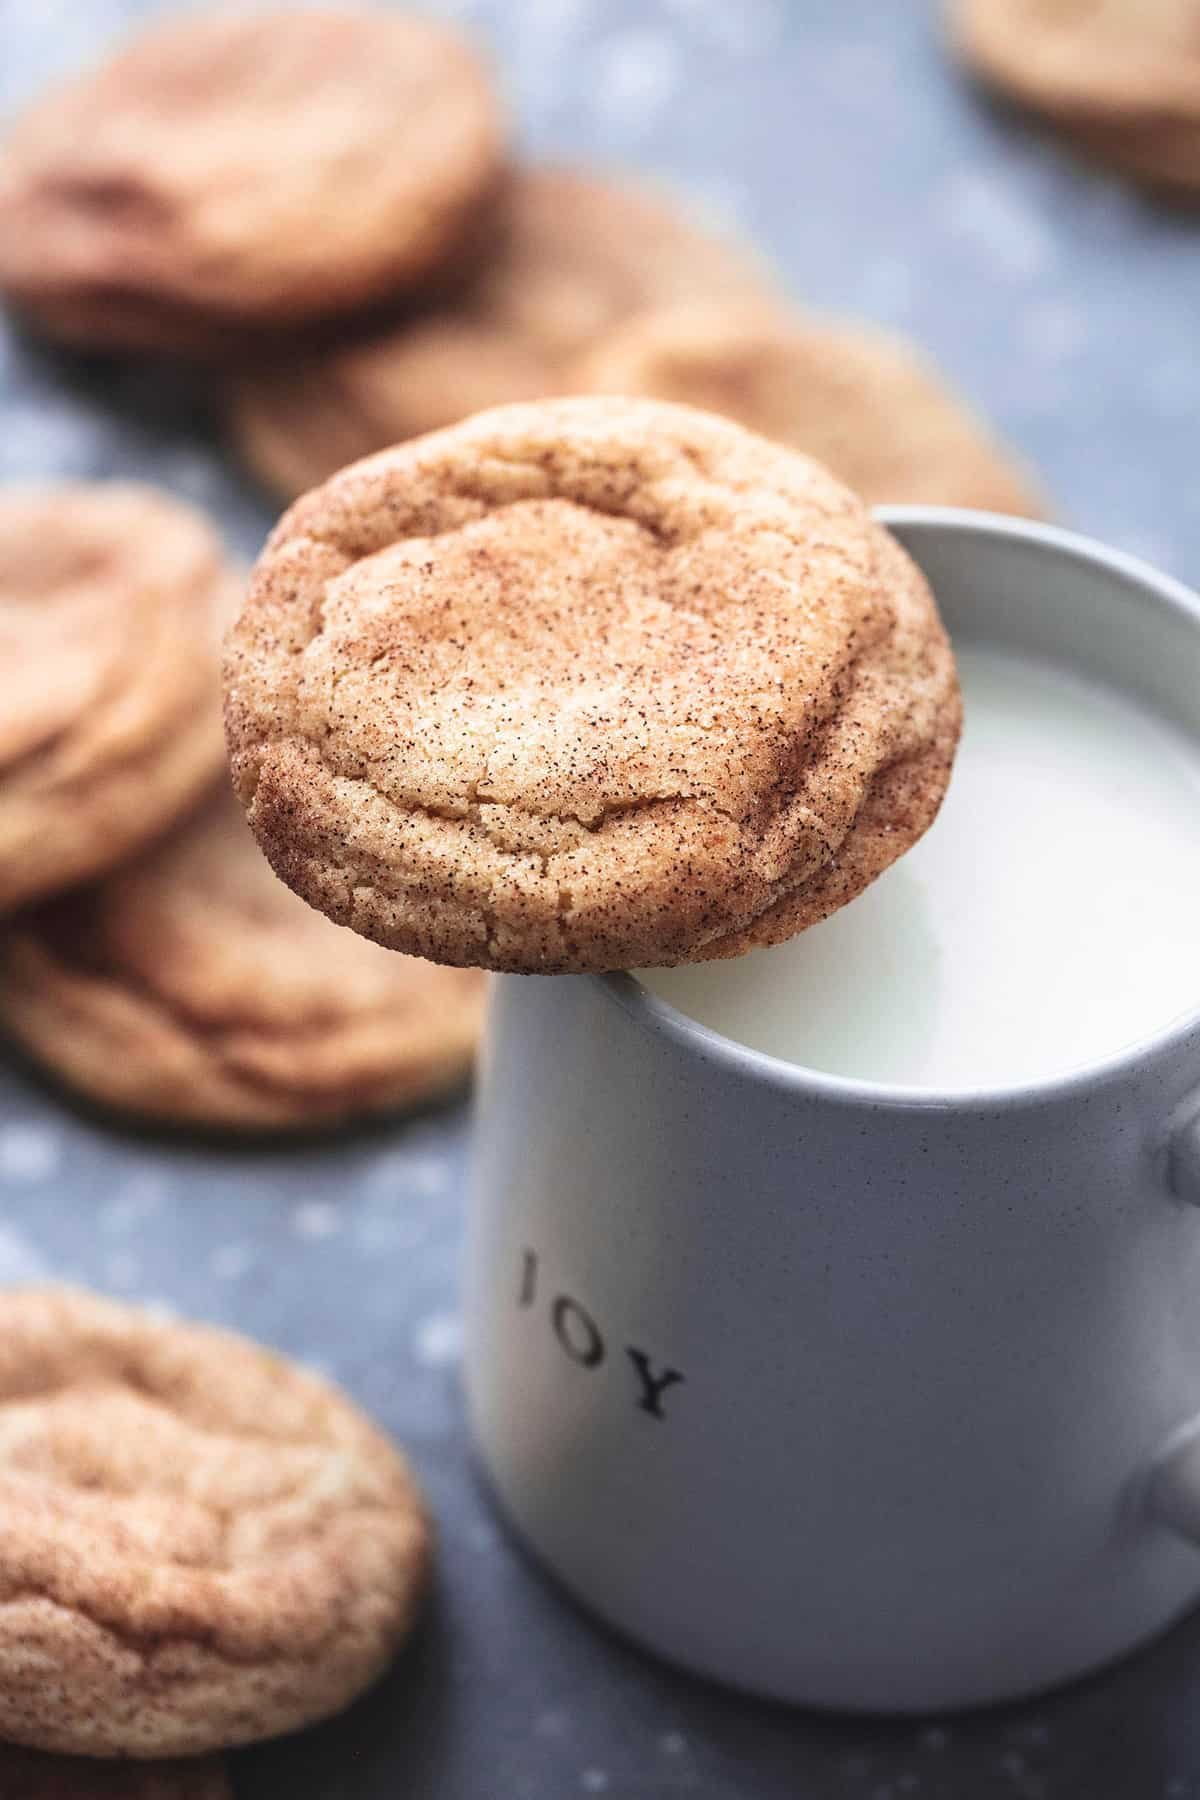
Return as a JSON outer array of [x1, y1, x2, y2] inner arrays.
[[0, 485, 238, 914], [0, 784, 485, 1130], [0, 1745, 229, 1800], [228, 167, 777, 498], [0, 1287, 430, 1758], [224, 397, 961, 974], [0, 9, 505, 352], [950, 0, 1200, 196], [579, 304, 1043, 517]]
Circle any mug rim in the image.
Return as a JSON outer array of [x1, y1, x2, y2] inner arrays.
[[593, 507, 1200, 1116]]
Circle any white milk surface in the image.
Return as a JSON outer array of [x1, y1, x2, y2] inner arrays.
[[639, 646, 1200, 1091]]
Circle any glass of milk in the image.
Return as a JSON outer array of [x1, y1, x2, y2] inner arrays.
[[465, 511, 1200, 1715]]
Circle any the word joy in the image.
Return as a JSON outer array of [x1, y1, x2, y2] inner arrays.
[[519, 1249, 685, 1421]]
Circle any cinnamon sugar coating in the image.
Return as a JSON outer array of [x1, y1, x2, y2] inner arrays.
[[224, 397, 961, 974], [0, 1288, 430, 1758]]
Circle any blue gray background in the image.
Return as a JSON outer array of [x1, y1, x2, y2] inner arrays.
[[1, 2, 1198, 1795]]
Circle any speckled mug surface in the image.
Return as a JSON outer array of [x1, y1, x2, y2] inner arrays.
[[466, 511, 1200, 1712]]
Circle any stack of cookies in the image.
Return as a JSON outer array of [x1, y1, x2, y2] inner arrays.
[[0, 481, 486, 1132]]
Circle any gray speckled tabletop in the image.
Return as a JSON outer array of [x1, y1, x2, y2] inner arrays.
[[2, 2, 1200, 1796]]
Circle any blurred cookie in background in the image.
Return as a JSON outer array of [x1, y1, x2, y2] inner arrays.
[[0, 484, 238, 915], [227, 165, 779, 499], [0, 1744, 230, 1800], [0, 8, 506, 353], [578, 303, 1043, 516], [950, 0, 1200, 198], [0, 784, 486, 1132]]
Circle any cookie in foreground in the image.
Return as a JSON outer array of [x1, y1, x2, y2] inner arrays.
[[0, 1287, 430, 1758], [0, 783, 486, 1131], [224, 396, 961, 974], [0, 484, 238, 914]]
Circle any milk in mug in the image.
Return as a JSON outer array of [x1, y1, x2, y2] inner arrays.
[[640, 645, 1200, 1091]]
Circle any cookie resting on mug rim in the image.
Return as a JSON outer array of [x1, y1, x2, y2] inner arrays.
[[222, 396, 962, 975]]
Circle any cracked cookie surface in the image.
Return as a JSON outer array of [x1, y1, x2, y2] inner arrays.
[[0, 1287, 430, 1758], [228, 166, 778, 499], [951, 0, 1200, 195], [579, 303, 1043, 518], [224, 396, 961, 973], [0, 783, 485, 1131], [0, 1744, 229, 1799], [0, 8, 505, 352], [0, 485, 238, 914]]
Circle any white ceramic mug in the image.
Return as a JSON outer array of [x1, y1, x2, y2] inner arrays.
[[465, 511, 1200, 1712]]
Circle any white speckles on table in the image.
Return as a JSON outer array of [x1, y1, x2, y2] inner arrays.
[[407, 1155, 452, 1198], [210, 1241, 256, 1282], [0, 1120, 61, 1183], [939, 169, 1060, 283], [590, 28, 681, 136], [412, 1311, 464, 1368], [3, 3, 1200, 1799], [100, 1180, 166, 1234], [291, 1199, 342, 1241], [360, 1144, 452, 1201], [359, 1148, 416, 1200]]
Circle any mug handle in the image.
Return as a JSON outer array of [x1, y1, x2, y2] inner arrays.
[[1147, 1109, 1200, 1541]]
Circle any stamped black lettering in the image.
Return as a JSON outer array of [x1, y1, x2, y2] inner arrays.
[[519, 1252, 686, 1408], [626, 1347, 685, 1419], [552, 1294, 605, 1368]]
